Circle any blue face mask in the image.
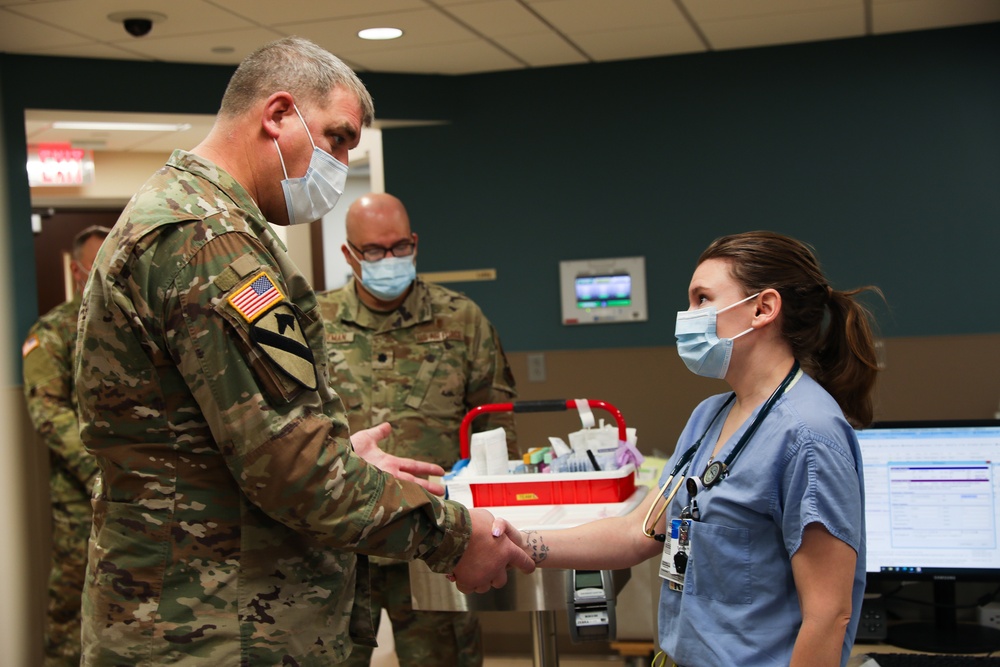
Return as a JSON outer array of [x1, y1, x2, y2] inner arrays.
[[347, 244, 416, 300], [674, 292, 759, 379]]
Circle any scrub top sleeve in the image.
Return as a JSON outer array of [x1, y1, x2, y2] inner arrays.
[[780, 436, 864, 558]]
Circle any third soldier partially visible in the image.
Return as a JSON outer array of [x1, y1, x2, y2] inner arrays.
[[317, 192, 519, 667], [23, 225, 110, 666]]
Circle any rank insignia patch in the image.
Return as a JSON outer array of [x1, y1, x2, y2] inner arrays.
[[250, 304, 317, 390], [229, 272, 284, 323]]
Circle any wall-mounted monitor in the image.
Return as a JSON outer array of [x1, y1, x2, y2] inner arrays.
[[559, 257, 647, 325]]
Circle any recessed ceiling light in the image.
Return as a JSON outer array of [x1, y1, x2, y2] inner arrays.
[[51, 121, 192, 132], [358, 27, 403, 41]]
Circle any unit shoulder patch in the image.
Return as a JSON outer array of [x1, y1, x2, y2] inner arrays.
[[250, 303, 317, 390]]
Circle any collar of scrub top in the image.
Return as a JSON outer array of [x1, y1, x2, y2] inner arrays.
[[641, 360, 801, 542]]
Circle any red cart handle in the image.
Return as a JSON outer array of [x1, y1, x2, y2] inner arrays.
[[460, 399, 627, 459]]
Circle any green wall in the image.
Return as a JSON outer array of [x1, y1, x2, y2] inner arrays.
[[2, 23, 998, 357], [381, 23, 1000, 351]]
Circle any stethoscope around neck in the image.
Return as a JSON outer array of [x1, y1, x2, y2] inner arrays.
[[641, 360, 801, 541]]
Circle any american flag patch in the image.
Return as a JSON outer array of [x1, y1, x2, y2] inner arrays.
[[228, 272, 284, 322], [22, 334, 40, 358]]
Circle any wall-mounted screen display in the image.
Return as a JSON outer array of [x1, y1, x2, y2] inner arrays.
[[575, 274, 631, 309]]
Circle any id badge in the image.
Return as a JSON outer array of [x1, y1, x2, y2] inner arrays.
[[658, 518, 691, 591]]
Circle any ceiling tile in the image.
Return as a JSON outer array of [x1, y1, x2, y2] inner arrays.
[[279, 8, 478, 56], [442, 0, 551, 38], [495, 32, 590, 68], [0, 8, 93, 50], [1, 0, 997, 76], [572, 24, 706, 62], [873, 0, 1000, 34], [107, 28, 286, 65], [681, 0, 859, 22], [6, 0, 256, 42], [209, 0, 426, 27], [701, 6, 865, 50], [529, 0, 688, 33], [343, 39, 524, 74]]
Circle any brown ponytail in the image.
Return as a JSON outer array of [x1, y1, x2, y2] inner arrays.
[[699, 231, 883, 428]]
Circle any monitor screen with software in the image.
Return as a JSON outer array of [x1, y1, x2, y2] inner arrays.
[[857, 420, 1000, 653]]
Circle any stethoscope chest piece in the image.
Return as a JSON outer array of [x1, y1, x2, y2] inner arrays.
[[701, 460, 727, 489]]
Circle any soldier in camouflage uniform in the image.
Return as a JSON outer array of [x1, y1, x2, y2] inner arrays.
[[317, 193, 519, 667], [72, 37, 532, 667], [23, 224, 111, 667]]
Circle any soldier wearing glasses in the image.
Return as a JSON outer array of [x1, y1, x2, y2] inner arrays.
[[317, 192, 518, 667]]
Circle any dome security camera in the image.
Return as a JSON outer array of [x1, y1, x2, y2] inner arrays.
[[123, 18, 153, 37], [107, 11, 166, 38]]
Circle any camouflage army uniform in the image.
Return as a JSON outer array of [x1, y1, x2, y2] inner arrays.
[[23, 295, 99, 667], [74, 150, 473, 667], [317, 278, 517, 667]]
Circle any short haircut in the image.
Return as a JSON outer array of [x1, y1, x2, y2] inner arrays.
[[71, 225, 112, 261], [219, 36, 374, 126]]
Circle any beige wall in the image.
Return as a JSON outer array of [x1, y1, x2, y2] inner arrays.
[[506, 334, 1000, 458]]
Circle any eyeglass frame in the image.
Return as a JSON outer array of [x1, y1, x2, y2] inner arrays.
[[346, 238, 416, 262]]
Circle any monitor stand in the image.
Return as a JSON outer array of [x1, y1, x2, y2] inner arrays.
[[887, 580, 1000, 654]]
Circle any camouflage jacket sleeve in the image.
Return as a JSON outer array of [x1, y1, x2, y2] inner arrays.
[[22, 299, 98, 499], [130, 222, 471, 571]]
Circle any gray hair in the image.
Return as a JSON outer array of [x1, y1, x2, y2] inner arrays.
[[219, 36, 374, 126], [71, 225, 111, 261]]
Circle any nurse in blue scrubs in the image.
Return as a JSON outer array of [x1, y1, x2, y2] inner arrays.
[[493, 231, 881, 667]]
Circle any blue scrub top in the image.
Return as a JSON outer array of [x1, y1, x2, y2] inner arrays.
[[657, 372, 866, 667]]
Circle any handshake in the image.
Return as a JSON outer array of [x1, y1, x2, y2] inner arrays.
[[446, 508, 535, 594], [351, 423, 536, 594]]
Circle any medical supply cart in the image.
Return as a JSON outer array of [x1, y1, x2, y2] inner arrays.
[[410, 399, 646, 667]]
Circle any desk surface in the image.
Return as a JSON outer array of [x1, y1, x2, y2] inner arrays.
[[853, 643, 997, 657]]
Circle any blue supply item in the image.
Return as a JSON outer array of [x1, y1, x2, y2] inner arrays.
[[548, 449, 619, 473]]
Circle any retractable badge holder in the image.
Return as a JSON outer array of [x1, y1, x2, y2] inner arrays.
[[566, 569, 617, 642]]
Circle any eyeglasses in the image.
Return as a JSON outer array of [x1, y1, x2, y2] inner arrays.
[[347, 239, 415, 262]]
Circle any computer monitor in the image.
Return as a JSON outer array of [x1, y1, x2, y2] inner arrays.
[[858, 420, 1000, 653]]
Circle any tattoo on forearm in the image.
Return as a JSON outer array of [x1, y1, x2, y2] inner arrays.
[[522, 530, 549, 563]]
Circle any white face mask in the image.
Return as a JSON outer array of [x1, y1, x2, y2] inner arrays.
[[273, 105, 348, 225], [674, 292, 759, 379]]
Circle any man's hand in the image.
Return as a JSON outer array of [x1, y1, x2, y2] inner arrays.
[[450, 508, 535, 594], [351, 422, 446, 496]]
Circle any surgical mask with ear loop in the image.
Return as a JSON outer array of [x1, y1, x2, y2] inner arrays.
[[345, 244, 417, 301], [274, 105, 348, 225], [674, 292, 760, 379]]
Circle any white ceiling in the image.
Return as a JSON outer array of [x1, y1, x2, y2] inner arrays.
[[3, 0, 999, 76], [8, 0, 1000, 153]]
